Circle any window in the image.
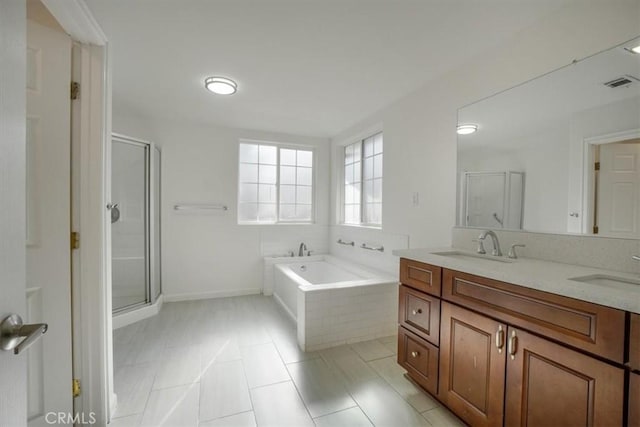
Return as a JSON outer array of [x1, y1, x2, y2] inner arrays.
[[238, 141, 313, 224], [343, 132, 383, 226]]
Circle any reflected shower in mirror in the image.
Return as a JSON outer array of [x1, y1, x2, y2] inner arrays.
[[457, 37, 640, 238]]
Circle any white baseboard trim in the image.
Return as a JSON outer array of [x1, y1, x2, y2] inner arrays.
[[112, 294, 164, 329], [163, 288, 262, 302]]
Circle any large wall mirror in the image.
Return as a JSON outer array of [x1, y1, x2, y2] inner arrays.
[[457, 37, 640, 238]]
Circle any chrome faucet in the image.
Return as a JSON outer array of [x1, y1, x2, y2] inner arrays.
[[298, 242, 307, 257], [478, 230, 502, 256]]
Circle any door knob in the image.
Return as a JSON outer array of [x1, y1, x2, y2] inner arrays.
[[0, 314, 48, 355]]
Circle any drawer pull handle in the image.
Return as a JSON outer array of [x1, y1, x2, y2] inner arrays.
[[508, 330, 518, 360], [411, 308, 422, 315], [495, 325, 504, 353], [411, 351, 419, 358]]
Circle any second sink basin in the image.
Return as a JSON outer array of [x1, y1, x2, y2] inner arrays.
[[569, 274, 640, 290], [432, 250, 513, 263]]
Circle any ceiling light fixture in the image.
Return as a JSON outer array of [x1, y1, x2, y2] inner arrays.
[[204, 76, 237, 95], [456, 124, 478, 135]]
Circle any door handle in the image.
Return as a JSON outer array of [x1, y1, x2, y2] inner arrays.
[[508, 330, 518, 360], [0, 314, 48, 355]]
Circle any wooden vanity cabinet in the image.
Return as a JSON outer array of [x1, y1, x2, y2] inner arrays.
[[439, 301, 625, 427], [398, 326, 439, 395], [399, 285, 440, 345]]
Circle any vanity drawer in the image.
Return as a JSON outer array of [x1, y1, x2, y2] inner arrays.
[[400, 258, 442, 296], [398, 326, 439, 396], [630, 313, 640, 371], [399, 285, 440, 345], [442, 269, 626, 363]]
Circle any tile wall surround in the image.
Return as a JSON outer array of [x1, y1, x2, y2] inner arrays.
[[452, 226, 640, 274]]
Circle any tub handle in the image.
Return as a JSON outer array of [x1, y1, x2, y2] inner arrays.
[[360, 243, 384, 252]]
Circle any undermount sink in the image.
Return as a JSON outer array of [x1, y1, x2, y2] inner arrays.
[[569, 274, 640, 290], [432, 250, 513, 263]]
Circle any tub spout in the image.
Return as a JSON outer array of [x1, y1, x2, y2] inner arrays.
[[298, 242, 307, 257]]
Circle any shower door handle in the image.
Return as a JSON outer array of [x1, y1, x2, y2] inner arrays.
[[107, 203, 121, 224]]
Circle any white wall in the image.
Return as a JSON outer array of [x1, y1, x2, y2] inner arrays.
[[113, 112, 331, 300], [330, 1, 640, 257]]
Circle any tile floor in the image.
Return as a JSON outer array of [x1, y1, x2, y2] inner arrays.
[[111, 295, 464, 427]]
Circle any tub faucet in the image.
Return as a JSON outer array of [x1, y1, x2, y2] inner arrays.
[[298, 242, 307, 257], [478, 230, 502, 256]]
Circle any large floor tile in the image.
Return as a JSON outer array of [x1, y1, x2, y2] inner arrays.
[[199, 411, 256, 427], [368, 356, 439, 412], [200, 335, 242, 370], [199, 360, 252, 422], [351, 339, 394, 361], [140, 384, 199, 427], [240, 342, 290, 388], [153, 345, 202, 390], [113, 362, 157, 417], [313, 407, 373, 427], [250, 381, 314, 427], [422, 407, 466, 427], [110, 414, 142, 427], [377, 335, 398, 355], [348, 378, 431, 427], [320, 346, 378, 386], [287, 358, 356, 418]]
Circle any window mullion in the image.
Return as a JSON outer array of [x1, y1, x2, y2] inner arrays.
[[359, 140, 365, 224], [276, 147, 281, 223]]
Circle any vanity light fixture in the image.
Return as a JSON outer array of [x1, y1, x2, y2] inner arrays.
[[204, 76, 237, 95], [456, 124, 478, 135]]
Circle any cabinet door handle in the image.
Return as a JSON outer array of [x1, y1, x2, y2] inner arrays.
[[411, 351, 419, 358], [508, 330, 518, 360], [495, 325, 504, 353], [411, 308, 422, 315]]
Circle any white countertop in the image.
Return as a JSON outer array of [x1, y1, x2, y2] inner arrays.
[[392, 247, 640, 314]]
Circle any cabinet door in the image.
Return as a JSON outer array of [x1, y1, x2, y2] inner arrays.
[[505, 327, 624, 426], [630, 313, 640, 371], [439, 302, 506, 427], [399, 285, 440, 345], [630, 373, 640, 427]]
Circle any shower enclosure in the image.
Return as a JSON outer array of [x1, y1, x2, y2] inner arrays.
[[110, 134, 161, 313]]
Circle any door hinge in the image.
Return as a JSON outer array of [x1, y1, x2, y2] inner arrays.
[[71, 81, 80, 100], [72, 379, 81, 398], [71, 231, 80, 250], [593, 225, 599, 234], [594, 162, 600, 171]]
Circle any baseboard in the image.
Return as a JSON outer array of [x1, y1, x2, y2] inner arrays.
[[112, 294, 164, 329], [163, 288, 262, 302]]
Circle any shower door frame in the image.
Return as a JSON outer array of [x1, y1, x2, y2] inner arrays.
[[111, 133, 160, 313]]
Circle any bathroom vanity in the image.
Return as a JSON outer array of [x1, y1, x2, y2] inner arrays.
[[394, 249, 640, 427]]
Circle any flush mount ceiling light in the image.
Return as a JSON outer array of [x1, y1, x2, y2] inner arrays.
[[456, 124, 478, 135], [628, 45, 640, 54], [204, 76, 237, 95]]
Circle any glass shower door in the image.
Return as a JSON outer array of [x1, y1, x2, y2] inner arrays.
[[111, 138, 149, 311]]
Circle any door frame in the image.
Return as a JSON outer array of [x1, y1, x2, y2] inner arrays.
[[581, 128, 640, 235], [40, 0, 113, 424]]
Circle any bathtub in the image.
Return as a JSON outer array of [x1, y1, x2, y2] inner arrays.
[[273, 255, 398, 351]]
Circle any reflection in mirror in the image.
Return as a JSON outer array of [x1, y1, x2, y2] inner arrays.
[[457, 37, 640, 237]]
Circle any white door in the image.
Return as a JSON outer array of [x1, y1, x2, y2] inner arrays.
[[25, 18, 73, 426], [465, 172, 506, 228], [597, 140, 640, 238], [0, 2, 28, 426]]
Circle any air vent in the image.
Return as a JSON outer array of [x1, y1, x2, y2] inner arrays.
[[604, 75, 640, 88]]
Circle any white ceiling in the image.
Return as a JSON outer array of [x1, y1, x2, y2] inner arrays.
[[86, 0, 574, 138]]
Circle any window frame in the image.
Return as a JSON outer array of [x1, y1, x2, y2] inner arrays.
[[237, 139, 316, 225], [340, 131, 383, 228]]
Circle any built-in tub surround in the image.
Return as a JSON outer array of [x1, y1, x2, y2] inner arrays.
[[272, 255, 397, 351], [393, 247, 640, 314]]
